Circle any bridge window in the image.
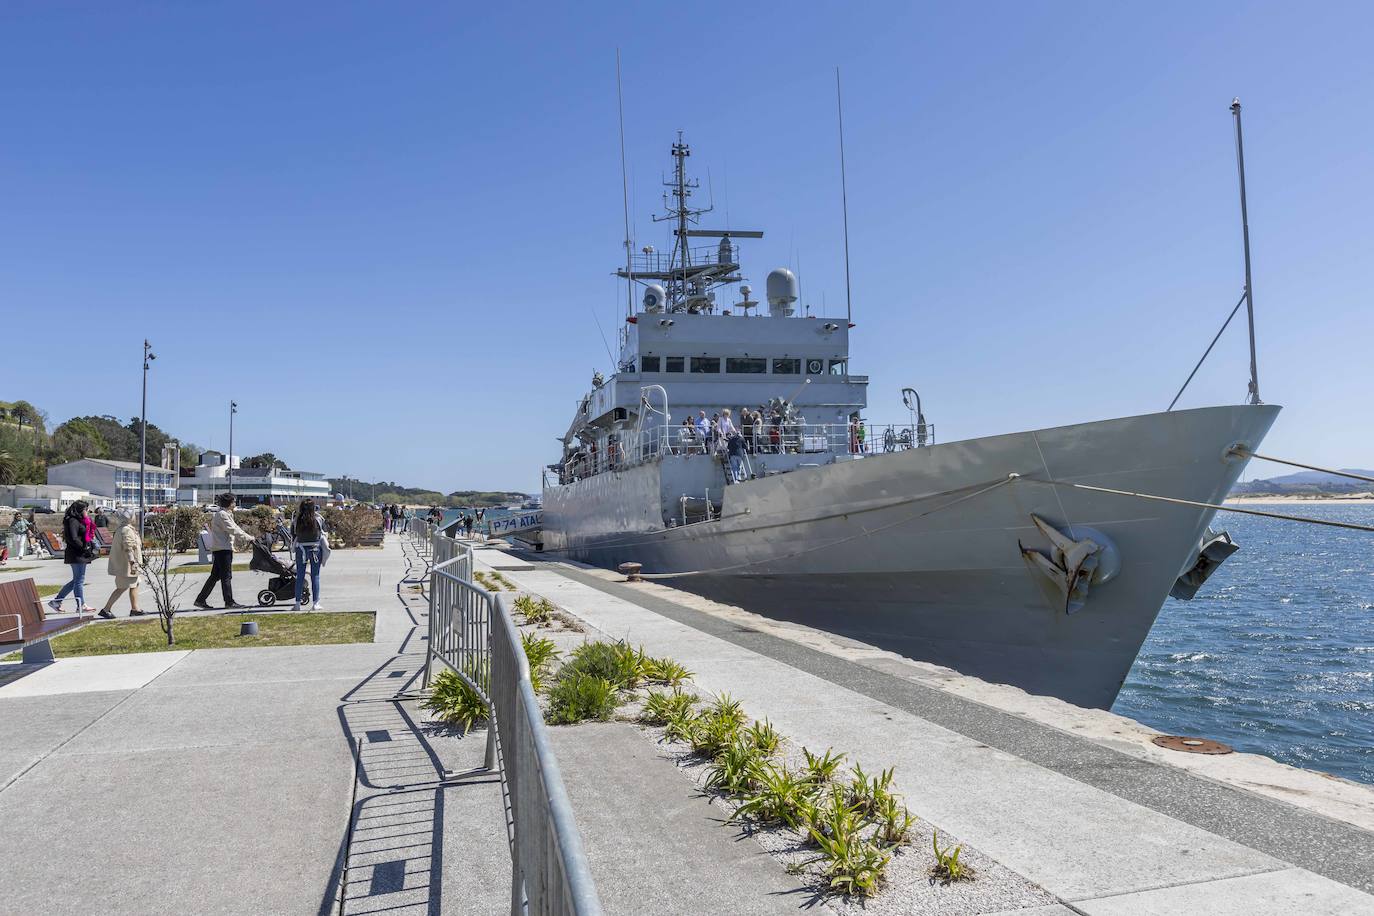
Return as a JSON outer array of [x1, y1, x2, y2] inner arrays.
[[641, 356, 660, 372], [726, 357, 767, 374], [805, 358, 826, 375], [772, 358, 800, 374], [828, 360, 847, 375], [690, 357, 721, 373], [665, 357, 684, 372]]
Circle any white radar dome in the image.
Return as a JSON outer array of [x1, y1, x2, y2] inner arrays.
[[766, 268, 798, 317], [643, 284, 666, 313]]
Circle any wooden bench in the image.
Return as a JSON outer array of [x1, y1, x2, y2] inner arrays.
[[96, 526, 114, 556], [0, 578, 89, 664], [40, 531, 63, 557]]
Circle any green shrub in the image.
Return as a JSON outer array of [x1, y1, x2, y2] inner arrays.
[[846, 764, 895, 817], [930, 831, 973, 883], [732, 763, 817, 830], [802, 747, 847, 787], [641, 689, 698, 726], [745, 719, 781, 757], [704, 737, 767, 797], [642, 656, 693, 686], [562, 640, 642, 688], [514, 593, 553, 623], [874, 793, 915, 846], [686, 695, 746, 759], [520, 632, 560, 693], [664, 705, 701, 743], [546, 673, 619, 725], [422, 667, 489, 732], [809, 787, 891, 897]]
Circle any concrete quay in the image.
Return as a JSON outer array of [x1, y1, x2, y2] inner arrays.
[[476, 544, 1374, 916]]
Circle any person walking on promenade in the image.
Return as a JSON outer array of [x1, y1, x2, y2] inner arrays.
[[291, 499, 326, 611], [48, 501, 96, 615], [97, 509, 145, 618], [9, 512, 31, 560], [194, 494, 256, 610]]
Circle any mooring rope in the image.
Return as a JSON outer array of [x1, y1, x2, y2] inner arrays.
[[1020, 475, 1374, 534], [1229, 451, 1374, 485], [636, 475, 1017, 580]]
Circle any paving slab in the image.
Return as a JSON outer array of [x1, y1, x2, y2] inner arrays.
[[548, 722, 812, 916], [0, 650, 189, 697], [0, 689, 131, 785], [1076, 867, 1374, 916], [0, 739, 352, 916]]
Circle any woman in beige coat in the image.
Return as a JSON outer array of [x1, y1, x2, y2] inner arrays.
[[98, 510, 145, 619]]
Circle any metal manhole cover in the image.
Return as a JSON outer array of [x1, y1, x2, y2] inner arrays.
[[1152, 735, 1233, 755]]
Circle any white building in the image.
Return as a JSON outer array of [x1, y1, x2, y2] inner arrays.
[[176, 451, 331, 506], [46, 458, 178, 508], [0, 484, 102, 512]]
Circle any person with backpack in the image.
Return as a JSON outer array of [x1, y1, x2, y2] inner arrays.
[[48, 501, 96, 615], [291, 499, 327, 611]]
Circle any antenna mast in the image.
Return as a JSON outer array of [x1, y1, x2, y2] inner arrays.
[[1231, 98, 1261, 405], [617, 50, 634, 319], [836, 67, 853, 325]]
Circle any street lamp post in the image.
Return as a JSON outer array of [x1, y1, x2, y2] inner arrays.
[[139, 340, 156, 538], [228, 400, 237, 499]]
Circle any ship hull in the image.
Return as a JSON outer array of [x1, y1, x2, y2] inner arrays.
[[542, 405, 1280, 709]]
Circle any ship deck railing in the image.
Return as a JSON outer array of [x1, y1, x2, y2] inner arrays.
[[553, 421, 936, 485]]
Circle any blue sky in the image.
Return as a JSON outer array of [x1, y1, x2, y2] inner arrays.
[[3, 2, 1371, 491]]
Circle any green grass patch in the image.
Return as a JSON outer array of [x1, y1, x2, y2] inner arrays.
[[37, 584, 61, 598], [5, 612, 375, 659], [0, 565, 39, 574], [174, 562, 250, 574]]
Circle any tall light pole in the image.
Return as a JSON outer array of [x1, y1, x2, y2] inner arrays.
[[139, 340, 156, 538], [228, 400, 238, 499]]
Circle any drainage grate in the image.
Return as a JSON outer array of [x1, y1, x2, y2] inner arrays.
[[1153, 735, 1233, 755]]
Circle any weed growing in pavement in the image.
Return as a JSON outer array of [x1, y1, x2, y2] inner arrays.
[[731, 763, 816, 830], [801, 747, 847, 787], [513, 594, 557, 625], [873, 793, 915, 846], [931, 831, 974, 883], [640, 689, 699, 726], [847, 764, 896, 817], [664, 704, 701, 743], [685, 694, 747, 758], [744, 719, 781, 757], [642, 656, 693, 686], [422, 666, 489, 732], [808, 787, 891, 897], [561, 640, 641, 688], [519, 632, 561, 693], [704, 736, 767, 796], [545, 673, 618, 725]]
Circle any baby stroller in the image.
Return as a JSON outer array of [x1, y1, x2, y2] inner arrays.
[[249, 540, 309, 607]]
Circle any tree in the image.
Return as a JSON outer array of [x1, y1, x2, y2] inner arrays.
[[180, 442, 202, 471], [243, 452, 289, 470], [0, 450, 17, 485], [140, 512, 193, 646], [50, 418, 110, 461]]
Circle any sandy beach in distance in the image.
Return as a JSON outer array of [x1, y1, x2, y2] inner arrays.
[[1226, 494, 1374, 505]]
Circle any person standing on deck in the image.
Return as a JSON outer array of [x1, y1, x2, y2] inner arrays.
[[193, 494, 256, 610]]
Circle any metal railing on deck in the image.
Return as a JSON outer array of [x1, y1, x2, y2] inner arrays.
[[408, 526, 602, 916]]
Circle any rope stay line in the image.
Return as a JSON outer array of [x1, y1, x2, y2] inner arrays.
[[1228, 451, 1374, 485], [1167, 290, 1248, 412], [1020, 476, 1374, 534]]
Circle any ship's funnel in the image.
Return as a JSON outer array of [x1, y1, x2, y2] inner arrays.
[[766, 268, 797, 317]]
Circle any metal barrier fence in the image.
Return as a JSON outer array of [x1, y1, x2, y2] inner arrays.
[[407, 526, 603, 916], [492, 592, 603, 916]]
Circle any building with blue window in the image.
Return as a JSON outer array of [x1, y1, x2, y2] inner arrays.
[[46, 458, 179, 508]]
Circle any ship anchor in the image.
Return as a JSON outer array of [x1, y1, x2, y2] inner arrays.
[[1019, 515, 1121, 615]]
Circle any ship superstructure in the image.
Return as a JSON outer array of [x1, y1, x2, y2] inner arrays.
[[542, 136, 1277, 710]]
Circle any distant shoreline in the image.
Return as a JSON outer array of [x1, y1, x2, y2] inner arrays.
[[1225, 494, 1374, 505]]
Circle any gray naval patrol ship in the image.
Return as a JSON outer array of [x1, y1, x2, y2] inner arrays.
[[543, 135, 1278, 709]]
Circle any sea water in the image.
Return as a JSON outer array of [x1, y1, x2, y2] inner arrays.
[[1115, 503, 1374, 785]]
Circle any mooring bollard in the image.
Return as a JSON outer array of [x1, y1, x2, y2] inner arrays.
[[239, 621, 259, 637], [618, 562, 642, 582]]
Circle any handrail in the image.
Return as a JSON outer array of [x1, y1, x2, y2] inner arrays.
[[406, 526, 603, 916]]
